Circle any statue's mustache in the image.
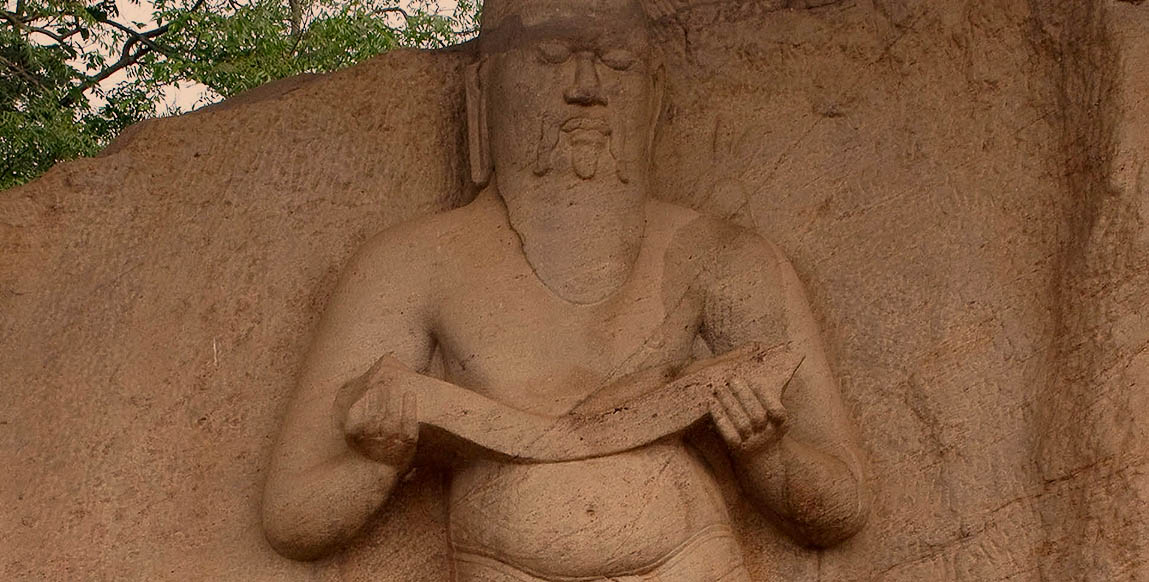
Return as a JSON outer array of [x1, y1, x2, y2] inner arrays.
[[534, 114, 634, 182], [560, 117, 612, 134]]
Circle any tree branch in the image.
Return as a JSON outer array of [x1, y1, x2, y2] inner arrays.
[[90, 15, 172, 56], [1, 10, 83, 44], [0, 52, 50, 92], [58, 0, 208, 108], [374, 6, 411, 24], [289, 0, 304, 37], [62, 40, 150, 107]]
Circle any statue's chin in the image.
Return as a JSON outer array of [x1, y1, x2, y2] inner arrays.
[[528, 127, 636, 184], [571, 141, 601, 180]]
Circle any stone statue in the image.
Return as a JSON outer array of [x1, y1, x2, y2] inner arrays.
[[262, 0, 870, 578]]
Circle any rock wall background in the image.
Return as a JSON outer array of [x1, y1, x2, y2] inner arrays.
[[2, 0, 1145, 580], [1036, 1, 1149, 579]]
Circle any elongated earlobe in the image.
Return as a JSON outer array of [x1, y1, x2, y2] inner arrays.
[[465, 58, 492, 187], [648, 64, 666, 155]]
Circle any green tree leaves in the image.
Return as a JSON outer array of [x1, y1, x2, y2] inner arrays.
[[1, 0, 479, 190]]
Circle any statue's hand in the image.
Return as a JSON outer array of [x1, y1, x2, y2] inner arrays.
[[340, 361, 419, 469], [710, 374, 789, 457]]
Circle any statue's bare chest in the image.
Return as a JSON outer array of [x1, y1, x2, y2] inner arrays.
[[431, 254, 703, 415]]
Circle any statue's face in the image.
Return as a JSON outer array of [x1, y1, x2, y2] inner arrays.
[[476, 0, 660, 185]]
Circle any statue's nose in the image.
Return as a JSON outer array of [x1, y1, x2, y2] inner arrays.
[[564, 52, 607, 106]]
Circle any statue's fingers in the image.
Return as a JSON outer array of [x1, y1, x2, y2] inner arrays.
[[345, 389, 377, 434], [367, 354, 410, 387], [714, 386, 753, 438], [754, 382, 790, 432], [365, 355, 393, 385], [342, 400, 364, 433], [729, 376, 768, 428], [745, 369, 784, 408], [385, 383, 405, 430], [353, 388, 377, 435], [401, 391, 418, 441], [710, 403, 742, 446]]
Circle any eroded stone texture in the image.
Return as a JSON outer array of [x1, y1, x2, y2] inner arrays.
[[1, 50, 471, 580], [1036, 1, 1149, 579], [1, 0, 1146, 580], [262, 3, 869, 580]]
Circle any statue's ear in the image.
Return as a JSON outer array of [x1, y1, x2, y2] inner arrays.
[[465, 57, 492, 187], [648, 63, 666, 153]]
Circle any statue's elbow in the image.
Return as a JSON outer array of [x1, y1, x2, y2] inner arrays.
[[799, 486, 868, 551], [261, 487, 340, 561], [788, 475, 870, 548], [794, 501, 869, 548]]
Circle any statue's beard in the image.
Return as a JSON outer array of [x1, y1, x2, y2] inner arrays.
[[533, 114, 638, 183]]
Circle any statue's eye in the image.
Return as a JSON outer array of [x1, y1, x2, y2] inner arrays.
[[600, 49, 637, 71], [538, 41, 571, 64]]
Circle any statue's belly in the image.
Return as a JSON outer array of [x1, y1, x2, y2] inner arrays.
[[448, 441, 730, 578]]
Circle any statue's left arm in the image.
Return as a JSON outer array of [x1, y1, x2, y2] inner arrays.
[[699, 231, 870, 547]]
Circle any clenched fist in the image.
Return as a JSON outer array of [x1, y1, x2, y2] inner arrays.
[[710, 373, 790, 457], [337, 357, 419, 469]]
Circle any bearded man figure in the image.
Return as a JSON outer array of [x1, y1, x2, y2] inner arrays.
[[261, 0, 870, 579]]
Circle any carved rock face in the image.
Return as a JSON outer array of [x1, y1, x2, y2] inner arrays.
[[9, 0, 1148, 580], [469, 0, 665, 305], [480, 0, 658, 187]]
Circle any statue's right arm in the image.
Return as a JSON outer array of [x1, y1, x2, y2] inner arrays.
[[261, 231, 436, 561]]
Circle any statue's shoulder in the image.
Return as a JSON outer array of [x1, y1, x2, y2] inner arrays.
[[652, 200, 775, 256], [350, 194, 506, 273], [652, 201, 792, 289]]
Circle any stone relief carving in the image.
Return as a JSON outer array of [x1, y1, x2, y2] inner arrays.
[[262, 0, 870, 578]]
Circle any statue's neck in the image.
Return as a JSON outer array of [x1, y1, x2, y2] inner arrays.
[[495, 179, 647, 305]]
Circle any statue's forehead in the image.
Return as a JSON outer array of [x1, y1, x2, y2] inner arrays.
[[480, 0, 649, 51], [517, 0, 643, 24]]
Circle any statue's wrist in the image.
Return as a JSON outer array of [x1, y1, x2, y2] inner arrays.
[[735, 433, 787, 466]]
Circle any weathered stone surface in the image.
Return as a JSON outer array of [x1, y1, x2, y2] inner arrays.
[[1, 0, 1146, 580], [1, 49, 471, 580], [1036, 2, 1149, 579]]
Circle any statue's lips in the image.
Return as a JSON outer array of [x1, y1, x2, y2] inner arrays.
[[561, 117, 612, 135]]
